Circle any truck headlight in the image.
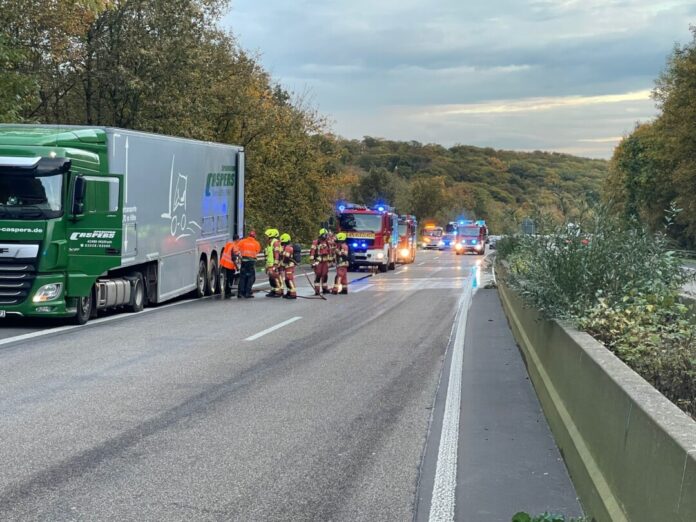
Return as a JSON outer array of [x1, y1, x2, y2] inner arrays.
[[33, 283, 63, 303], [438, 240, 444, 246], [376, 252, 385, 259], [400, 248, 410, 257]]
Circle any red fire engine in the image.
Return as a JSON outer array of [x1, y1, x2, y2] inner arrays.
[[397, 214, 418, 263], [336, 203, 399, 272]]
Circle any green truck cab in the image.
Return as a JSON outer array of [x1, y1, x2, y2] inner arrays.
[[0, 125, 244, 324]]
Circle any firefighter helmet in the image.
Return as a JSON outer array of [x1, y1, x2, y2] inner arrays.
[[336, 232, 347, 241], [264, 228, 279, 238], [280, 233, 291, 243], [319, 228, 328, 236]]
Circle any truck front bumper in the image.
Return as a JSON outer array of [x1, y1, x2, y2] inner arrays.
[[0, 274, 74, 319], [350, 248, 388, 267]]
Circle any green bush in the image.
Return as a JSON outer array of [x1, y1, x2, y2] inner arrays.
[[502, 209, 696, 417]]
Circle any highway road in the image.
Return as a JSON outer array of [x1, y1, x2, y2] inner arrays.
[[0, 251, 580, 521]]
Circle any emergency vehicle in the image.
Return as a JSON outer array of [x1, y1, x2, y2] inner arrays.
[[420, 224, 444, 249], [454, 220, 488, 255], [440, 221, 459, 250], [336, 203, 398, 272], [397, 214, 417, 264]]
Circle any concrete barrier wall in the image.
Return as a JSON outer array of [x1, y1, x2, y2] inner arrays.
[[498, 282, 696, 522]]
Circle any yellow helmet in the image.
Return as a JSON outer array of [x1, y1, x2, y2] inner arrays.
[[319, 228, 328, 236], [336, 232, 347, 241], [280, 233, 291, 242], [264, 228, 279, 238]]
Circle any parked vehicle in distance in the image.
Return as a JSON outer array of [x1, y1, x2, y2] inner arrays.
[[397, 214, 417, 263], [454, 220, 488, 255], [420, 224, 443, 249]]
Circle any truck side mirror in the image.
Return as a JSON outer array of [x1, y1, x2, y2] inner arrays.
[[72, 175, 86, 217]]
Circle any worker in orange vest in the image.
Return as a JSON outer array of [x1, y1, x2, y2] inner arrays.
[[236, 230, 262, 298], [220, 233, 240, 298]]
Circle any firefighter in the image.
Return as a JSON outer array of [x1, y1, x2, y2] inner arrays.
[[236, 230, 261, 298], [220, 233, 240, 298], [264, 228, 284, 297], [310, 228, 332, 295], [332, 232, 349, 295], [279, 233, 297, 299]]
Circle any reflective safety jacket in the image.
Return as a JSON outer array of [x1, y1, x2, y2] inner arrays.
[[237, 236, 261, 261], [220, 241, 238, 270], [265, 238, 282, 268], [280, 243, 296, 268], [310, 238, 332, 263], [334, 242, 349, 267]]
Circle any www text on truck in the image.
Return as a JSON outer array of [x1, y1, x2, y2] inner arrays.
[[336, 203, 399, 273], [0, 125, 244, 324]]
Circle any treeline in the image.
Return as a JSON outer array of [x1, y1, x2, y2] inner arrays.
[[606, 28, 696, 249], [0, 0, 340, 242], [334, 138, 608, 234], [0, 0, 609, 239]]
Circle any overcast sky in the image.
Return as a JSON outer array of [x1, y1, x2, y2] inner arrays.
[[223, 1, 695, 158]]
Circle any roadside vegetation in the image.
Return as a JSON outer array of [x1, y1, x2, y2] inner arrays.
[[512, 512, 589, 522], [606, 27, 696, 250], [498, 208, 696, 418]]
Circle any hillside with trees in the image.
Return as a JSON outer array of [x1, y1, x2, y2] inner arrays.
[[334, 138, 608, 234], [0, 0, 609, 239], [605, 28, 696, 249]]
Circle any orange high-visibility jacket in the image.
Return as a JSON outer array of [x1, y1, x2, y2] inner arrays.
[[237, 236, 262, 260], [220, 241, 238, 270]]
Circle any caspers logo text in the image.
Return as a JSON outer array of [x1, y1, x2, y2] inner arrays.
[[70, 231, 116, 241]]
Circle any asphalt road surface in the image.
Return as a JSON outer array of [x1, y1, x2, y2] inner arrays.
[[0, 250, 579, 521]]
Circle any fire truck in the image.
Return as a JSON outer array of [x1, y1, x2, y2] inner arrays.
[[441, 221, 459, 250], [336, 203, 399, 272], [420, 223, 444, 249], [454, 220, 488, 255], [397, 214, 417, 264]]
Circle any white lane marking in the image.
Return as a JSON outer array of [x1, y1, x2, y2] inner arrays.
[[429, 282, 476, 521], [245, 316, 302, 341], [352, 284, 372, 293], [417, 261, 426, 266], [0, 296, 208, 348]]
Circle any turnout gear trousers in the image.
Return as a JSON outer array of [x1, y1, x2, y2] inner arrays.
[[332, 266, 348, 294]]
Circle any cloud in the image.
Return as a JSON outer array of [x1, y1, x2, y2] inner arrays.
[[225, 0, 693, 156]]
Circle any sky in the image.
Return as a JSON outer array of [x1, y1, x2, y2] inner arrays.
[[223, 1, 695, 159]]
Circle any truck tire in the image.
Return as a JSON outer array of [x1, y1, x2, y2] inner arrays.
[[206, 257, 219, 296], [73, 292, 93, 325], [125, 273, 145, 313], [378, 263, 388, 273], [196, 258, 208, 298]]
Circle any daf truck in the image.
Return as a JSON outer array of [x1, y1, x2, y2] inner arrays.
[[0, 125, 244, 324]]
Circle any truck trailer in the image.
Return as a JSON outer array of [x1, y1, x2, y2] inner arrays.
[[0, 125, 244, 324]]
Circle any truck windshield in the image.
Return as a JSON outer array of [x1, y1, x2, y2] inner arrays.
[[423, 228, 442, 237], [398, 223, 407, 236], [0, 173, 63, 219], [445, 223, 457, 234], [459, 226, 480, 236], [339, 213, 383, 232]]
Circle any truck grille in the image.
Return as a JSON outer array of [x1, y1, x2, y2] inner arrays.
[[0, 257, 37, 306]]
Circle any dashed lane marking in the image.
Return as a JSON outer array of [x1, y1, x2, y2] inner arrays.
[[244, 316, 302, 341]]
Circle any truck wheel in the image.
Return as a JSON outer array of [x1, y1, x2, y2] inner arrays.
[[206, 258, 219, 296], [73, 293, 93, 325], [378, 263, 388, 273], [126, 273, 145, 313], [196, 258, 208, 298]]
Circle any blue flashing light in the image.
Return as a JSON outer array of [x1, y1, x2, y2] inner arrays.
[[458, 220, 464, 225], [352, 242, 358, 248], [338, 204, 346, 212], [377, 206, 385, 212], [361, 242, 367, 248]]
